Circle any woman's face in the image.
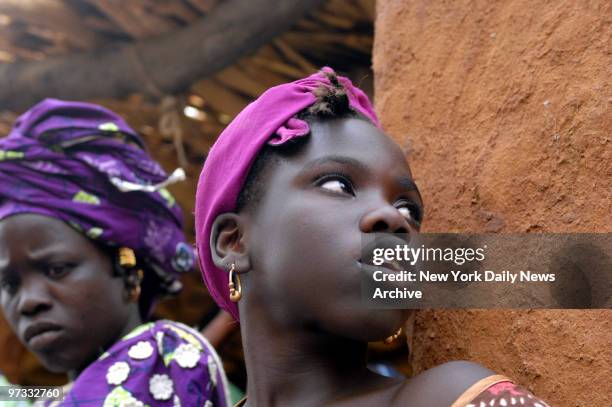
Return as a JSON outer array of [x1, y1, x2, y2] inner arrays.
[[243, 117, 423, 341], [0, 214, 134, 373]]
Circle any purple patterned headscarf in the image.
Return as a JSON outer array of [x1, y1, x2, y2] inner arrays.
[[0, 98, 194, 296], [195, 67, 380, 321]]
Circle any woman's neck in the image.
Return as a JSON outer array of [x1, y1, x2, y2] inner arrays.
[[240, 310, 393, 407], [67, 306, 143, 381]]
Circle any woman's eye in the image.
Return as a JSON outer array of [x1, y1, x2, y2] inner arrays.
[[46, 264, 73, 278], [317, 176, 354, 196], [0, 276, 19, 294]]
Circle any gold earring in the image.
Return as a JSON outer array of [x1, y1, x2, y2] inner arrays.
[[130, 284, 142, 302], [129, 269, 144, 302], [119, 247, 137, 268], [228, 264, 242, 302], [384, 327, 403, 344]]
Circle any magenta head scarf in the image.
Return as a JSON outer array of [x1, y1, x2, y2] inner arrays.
[[195, 67, 380, 320]]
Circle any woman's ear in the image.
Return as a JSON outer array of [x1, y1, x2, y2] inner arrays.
[[210, 213, 250, 273]]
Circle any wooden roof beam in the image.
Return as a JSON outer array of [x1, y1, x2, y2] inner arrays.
[[0, 0, 324, 111]]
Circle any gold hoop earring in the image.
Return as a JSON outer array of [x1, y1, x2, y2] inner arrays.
[[384, 327, 402, 344], [128, 269, 144, 302], [228, 264, 242, 302], [130, 284, 142, 302]]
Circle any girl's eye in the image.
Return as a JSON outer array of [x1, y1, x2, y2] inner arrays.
[[316, 176, 355, 196], [46, 264, 74, 278], [397, 202, 422, 225]]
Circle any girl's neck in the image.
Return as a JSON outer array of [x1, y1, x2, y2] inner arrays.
[[240, 309, 394, 407]]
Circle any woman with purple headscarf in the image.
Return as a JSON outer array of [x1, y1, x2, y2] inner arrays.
[[0, 99, 230, 406]]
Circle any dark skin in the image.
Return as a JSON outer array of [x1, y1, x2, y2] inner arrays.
[[211, 118, 493, 406], [0, 214, 142, 380]]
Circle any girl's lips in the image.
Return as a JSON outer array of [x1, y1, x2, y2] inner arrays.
[[359, 233, 412, 272], [358, 259, 404, 273], [379, 259, 403, 272]]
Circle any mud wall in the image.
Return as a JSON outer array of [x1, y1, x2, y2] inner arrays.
[[373, 1, 610, 406]]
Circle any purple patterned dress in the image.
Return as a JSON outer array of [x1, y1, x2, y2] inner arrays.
[[44, 320, 230, 407]]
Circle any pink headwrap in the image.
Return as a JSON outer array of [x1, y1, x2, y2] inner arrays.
[[195, 67, 380, 320]]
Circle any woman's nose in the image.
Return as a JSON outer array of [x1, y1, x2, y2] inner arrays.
[[359, 205, 412, 234], [17, 277, 52, 317]]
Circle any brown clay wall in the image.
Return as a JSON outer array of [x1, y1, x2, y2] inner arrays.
[[373, 1, 611, 406]]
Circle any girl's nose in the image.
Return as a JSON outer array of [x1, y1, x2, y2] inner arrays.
[[359, 205, 412, 234]]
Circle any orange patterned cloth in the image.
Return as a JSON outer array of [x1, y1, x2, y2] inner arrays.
[[452, 375, 551, 407]]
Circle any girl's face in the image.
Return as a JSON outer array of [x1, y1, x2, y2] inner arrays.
[[0, 214, 135, 373], [243, 117, 423, 340]]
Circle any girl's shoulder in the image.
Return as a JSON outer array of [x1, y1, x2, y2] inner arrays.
[[390, 361, 493, 406], [392, 361, 550, 407]]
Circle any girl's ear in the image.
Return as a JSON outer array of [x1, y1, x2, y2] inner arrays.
[[210, 213, 251, 273]]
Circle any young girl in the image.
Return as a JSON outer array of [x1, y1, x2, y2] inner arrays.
[[0, 99, 230, 406], [195, 68, 551, 406]]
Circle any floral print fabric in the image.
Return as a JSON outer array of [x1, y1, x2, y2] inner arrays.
[[44, 320, 230, 407]]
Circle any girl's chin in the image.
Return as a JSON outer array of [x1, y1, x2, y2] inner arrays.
[[331, 309, 412, 341]]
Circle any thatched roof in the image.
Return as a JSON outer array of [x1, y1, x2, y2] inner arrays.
[[0, 0, 374, 103], [0, 0, 375, 167], [0, 0, 373, 62]]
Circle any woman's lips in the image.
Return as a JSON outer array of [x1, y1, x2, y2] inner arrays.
[[23, 322, 63, 350]]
